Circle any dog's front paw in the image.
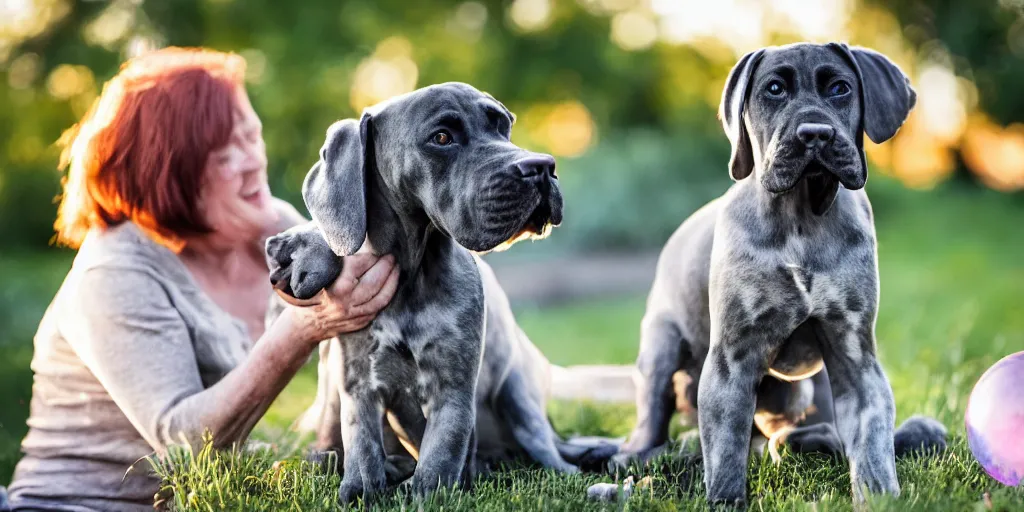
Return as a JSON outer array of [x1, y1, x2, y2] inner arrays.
[[409, 467, 459, 497], [337, 466, 387, 504], [266, 224, 341, 300], [708, 497, 748, 510], [849, 462, 900, 502], [337, 477, 363, 504], [894, 415, 947, 457], [306, 449, 340, 473]]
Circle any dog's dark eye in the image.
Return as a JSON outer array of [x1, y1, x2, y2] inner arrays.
[[766, 80, 786, 97], [431, 130, 452, 146], [828, 81, 851, 97]]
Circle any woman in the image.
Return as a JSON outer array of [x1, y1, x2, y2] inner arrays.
[[2, 47, 397, 511]]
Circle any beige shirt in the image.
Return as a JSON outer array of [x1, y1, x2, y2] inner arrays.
[[7, 222, 257, 511]]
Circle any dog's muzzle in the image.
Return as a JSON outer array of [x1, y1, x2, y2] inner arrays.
[[514, 154, 562, 234], [471, 153, 563, 252]]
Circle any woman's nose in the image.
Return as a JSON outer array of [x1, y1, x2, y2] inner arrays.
[[240, 140, 266, 172]]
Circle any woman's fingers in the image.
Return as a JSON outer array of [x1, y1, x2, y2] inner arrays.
[[339, 314, 376, 332], [331, 253, 383, 296], [350, 267, 400, 317], [346, 255, 396, 305], [296, 253, 398, 339]]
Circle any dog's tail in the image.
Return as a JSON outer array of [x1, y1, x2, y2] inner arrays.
[[548, 364, 636, 404], [555, 436, 623, 471], [546, 364, 635, 470]]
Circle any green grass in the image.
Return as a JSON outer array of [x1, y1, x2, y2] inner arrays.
[[3, 180, 1024, 509], [151, 436, 1020, 511]]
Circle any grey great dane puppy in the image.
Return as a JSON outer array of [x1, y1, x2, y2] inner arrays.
[[265, 83, 610, 502], [615, 43, 947, 506]]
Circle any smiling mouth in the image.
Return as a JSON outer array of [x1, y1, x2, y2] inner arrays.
[[242, 189, 264, 204]]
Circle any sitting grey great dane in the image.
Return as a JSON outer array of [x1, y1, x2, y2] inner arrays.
[[265, 82, 612, 503], [614, 43, 947, 506]]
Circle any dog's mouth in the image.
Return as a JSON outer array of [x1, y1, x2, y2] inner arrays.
[[802, 161, 841, 216], [803, 160, 829, 178], [462, 177, 564, 253], [489, 205, 559, 253]]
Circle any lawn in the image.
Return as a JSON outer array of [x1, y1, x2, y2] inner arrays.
[[2, 181, 1023, 510]]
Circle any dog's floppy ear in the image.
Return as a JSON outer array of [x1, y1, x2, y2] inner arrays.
[[720, 49, 766, 181], [831, 43, 916, 144], [302, 113, 374, 256]]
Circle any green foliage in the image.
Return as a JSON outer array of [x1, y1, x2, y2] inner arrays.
[[871, 0, 1024, 126], [551, 127, 731, 253], [0, 0, 695, 250], [3, 1, 1021, 251]]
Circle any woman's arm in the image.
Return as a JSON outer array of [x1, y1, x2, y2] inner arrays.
[[63, 255, 397, 454]]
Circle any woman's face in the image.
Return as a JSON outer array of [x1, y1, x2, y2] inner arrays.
[[198, 88, 278, 243]]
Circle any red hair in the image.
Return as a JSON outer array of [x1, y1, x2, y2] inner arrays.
[[54, 47, 247, 251]]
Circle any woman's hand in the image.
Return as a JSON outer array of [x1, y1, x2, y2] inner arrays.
[[287, 253, 399, 344]]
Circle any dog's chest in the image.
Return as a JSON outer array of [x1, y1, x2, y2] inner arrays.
[[772, 217, 866, 303], [362, 293, 481, 403], [364, 313, 426, 397]]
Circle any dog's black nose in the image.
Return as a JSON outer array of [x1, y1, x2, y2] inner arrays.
[[515, 155, 557, 179], [796, 123, 835, 150]]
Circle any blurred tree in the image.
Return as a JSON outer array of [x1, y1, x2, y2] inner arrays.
[[0, 0, 1019, 252]]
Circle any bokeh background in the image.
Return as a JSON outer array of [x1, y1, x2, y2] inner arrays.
[[1, 0, 1023, 487]]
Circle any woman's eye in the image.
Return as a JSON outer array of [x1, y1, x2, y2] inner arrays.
[[828, 81, 851, 97], [432, 131, 452, 145], [766, 80, 786, 97]]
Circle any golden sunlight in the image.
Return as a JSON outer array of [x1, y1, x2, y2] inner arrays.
[[522, 101, 596, 158], [0, 0, 70, 64], [349, 36, 419, 112], [961, 114, 1024, 192], [611, 9, 658, 51], [45, 64, 95, 101], [887, 113, 957, 189], [82, 2, 136, 50], [915, 63, 969, 145], [508, 0, 553, 32]]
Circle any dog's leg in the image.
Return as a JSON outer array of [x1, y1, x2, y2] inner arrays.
[[314, 340, 344, 453], [336, 339, 388, 504], [697, 340, 768, 506], [461, 424, 479, 488], [305, 342, 346, 474], [622, 314, 686, 459], [497, 371, 579, 473], [815, 318, 900, 501], [412, 389, 476, 494], [337, 392, 388, 503], [700, 275, 800, 506]]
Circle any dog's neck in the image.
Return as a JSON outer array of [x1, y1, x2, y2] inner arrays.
[[364, 170, 449, 279]]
